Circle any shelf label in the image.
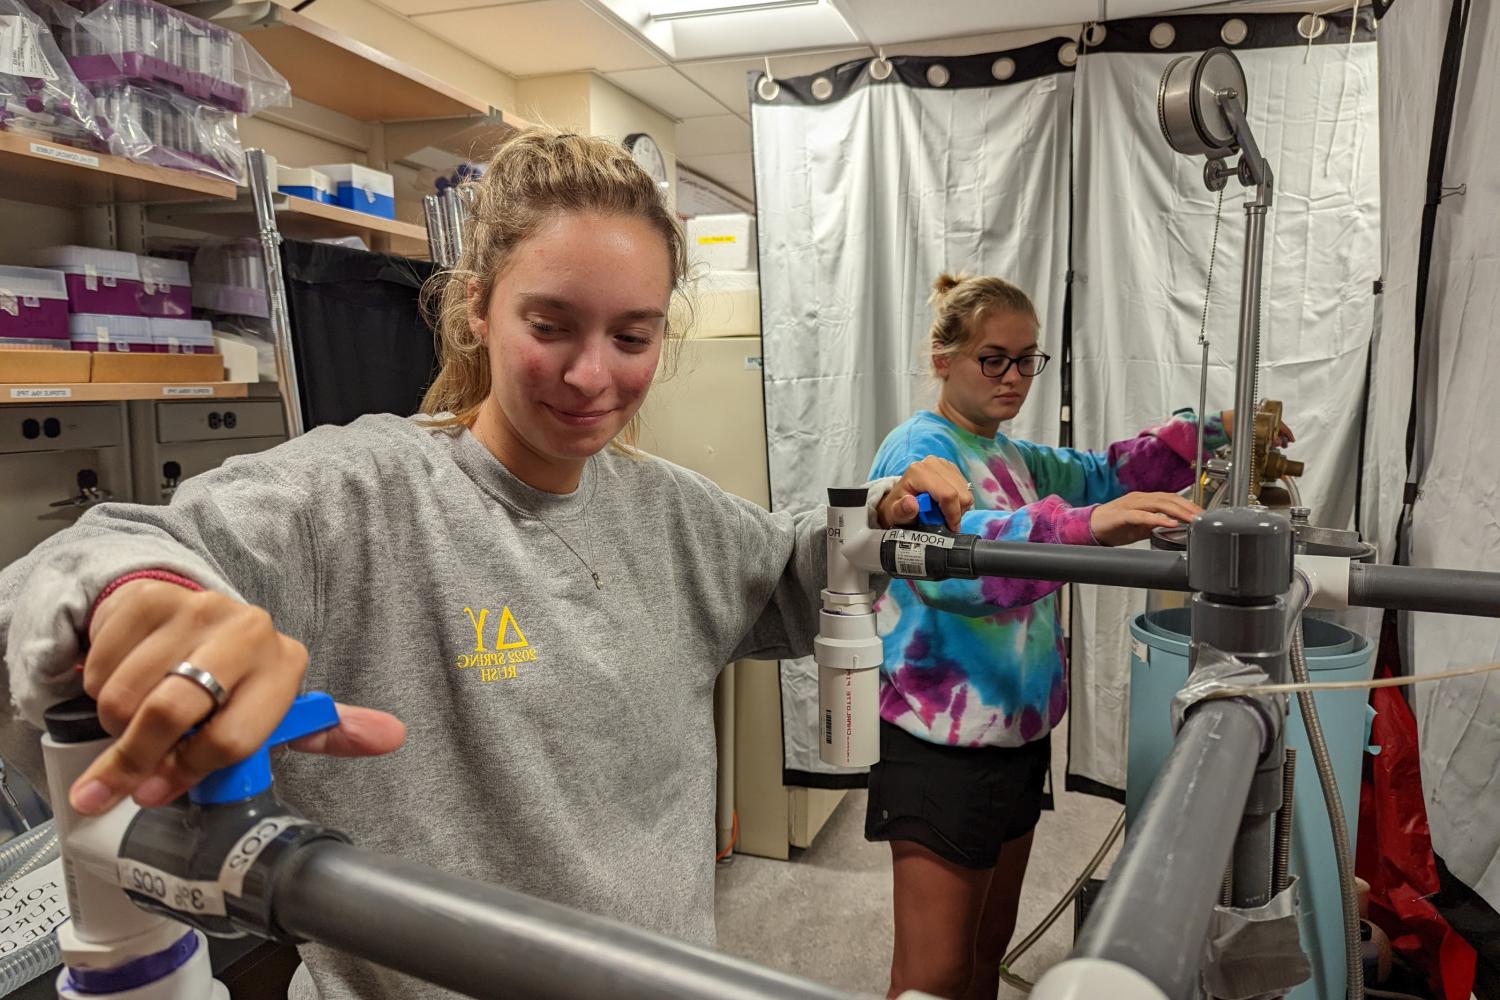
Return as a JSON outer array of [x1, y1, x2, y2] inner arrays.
[[10, 387, 72, 400], [28, 141, 98, 168], [163, 386, 214, 397]]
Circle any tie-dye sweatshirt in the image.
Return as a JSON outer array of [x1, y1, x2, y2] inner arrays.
[[870, 409, 1229, 748]]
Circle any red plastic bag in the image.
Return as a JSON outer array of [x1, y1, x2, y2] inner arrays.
[[1357, 619, 1476, 999]]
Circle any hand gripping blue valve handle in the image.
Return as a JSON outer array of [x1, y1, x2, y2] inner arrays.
[[189, 692, 340, 805], [913, 492, 948, 529]]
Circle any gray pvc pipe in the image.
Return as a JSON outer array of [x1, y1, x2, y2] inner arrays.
[[969, 541, 1190, 592], [1348, 562, 1500, 617], [273, 841, 856, 1000], [1072, 700, 1265, 1000]]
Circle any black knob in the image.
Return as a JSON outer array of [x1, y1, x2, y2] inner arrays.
[[222, 411, 237, 429], [208, 412, 222, 430], [20, 419, 39, 440], [43, 418, 61, 438], [77, 469, 98, 490], [163, 461, 181, 480]]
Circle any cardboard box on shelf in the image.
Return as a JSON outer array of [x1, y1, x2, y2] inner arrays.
[[91, 353, 224, 383], [0, 350, 92, 384]]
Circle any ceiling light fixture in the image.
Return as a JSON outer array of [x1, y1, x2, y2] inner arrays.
[[648, 0, 818, 21]]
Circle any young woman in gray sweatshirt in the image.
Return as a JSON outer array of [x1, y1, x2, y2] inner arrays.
[[0, 128, 972, 999]]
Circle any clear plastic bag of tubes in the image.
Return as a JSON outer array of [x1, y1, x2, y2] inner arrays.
[[0, 0, 109, 149]]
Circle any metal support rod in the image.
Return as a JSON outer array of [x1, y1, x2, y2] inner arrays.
[[273, 841, 855, 1000], [969, 541, 1190, 592], [246, 148, 305, 439], [422, 195, 444, 266], [1073, 700, 1267, 1000], [1272, 747, 1297, 894], [442, 189, 467, 263], [1348, 562, 1500, 616], [1227, 204, 1267, 506]]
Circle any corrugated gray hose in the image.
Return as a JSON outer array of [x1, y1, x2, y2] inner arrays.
[[1290, 621, 1364, 999]]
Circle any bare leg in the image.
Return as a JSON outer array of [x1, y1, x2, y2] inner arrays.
[[888, 840, 993, 999], [961, 830, 1036, 1000]]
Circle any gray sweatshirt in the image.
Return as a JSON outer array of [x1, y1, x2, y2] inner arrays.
[[0, 414, 882, 999]]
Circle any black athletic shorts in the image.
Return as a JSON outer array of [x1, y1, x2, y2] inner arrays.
[[864, 720, 1051, 870]]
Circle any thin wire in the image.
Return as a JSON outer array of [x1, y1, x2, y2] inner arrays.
[[1194, 188, 1226, 505], [1202, 657, 1500, 701]]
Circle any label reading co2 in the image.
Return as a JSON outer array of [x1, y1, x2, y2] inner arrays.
[[118, 859, 226, 916], [163, 385, 214, 397], [218, 815, 297, 897]]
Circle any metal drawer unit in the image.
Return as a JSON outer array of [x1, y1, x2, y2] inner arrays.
[[129, 400, 288, 505], [0, 404, 133, 566]]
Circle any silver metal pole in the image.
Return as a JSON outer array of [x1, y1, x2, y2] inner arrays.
[[274, 841, 856, 1000], [1227, 204, 1267, 505], [422, 194, 444, 266], [246, 149, 305, 439], [443, 188, 467, 262]]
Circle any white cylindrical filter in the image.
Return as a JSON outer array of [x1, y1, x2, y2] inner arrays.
[[39, 735, 176, 951], [814, 609, 882, 768], [56, 930, 228, 1000]]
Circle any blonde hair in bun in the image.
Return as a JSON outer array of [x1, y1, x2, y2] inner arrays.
[[928, 272, 1038, 376]]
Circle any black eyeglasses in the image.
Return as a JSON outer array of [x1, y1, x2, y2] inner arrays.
[[977, 352, 1051, 379]]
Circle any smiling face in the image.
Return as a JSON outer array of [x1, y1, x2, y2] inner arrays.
[[934, 309, 1040, 438], [468, 210, 674, 492]]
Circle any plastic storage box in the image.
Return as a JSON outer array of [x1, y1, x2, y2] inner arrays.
[[69, 312, 154, 352], [685, 213, 757, 271], [30, 245, 143, 315], [0, 266, 70, 342], [277, 165, 334, 205], [137, 255, 191, 317], [313, 163, 395, 219], [150, 317, 215, 354]]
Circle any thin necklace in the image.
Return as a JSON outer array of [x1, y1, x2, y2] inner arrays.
[[493, 461, 604, 590]]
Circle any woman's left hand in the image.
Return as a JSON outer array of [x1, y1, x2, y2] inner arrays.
[[877, 456, 973, 531], [1221, 409, 1295, 448]]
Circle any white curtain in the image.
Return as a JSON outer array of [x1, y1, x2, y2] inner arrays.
[[1067, 17, 1381, 792], [752, 45, 1076, 780], [1395, 0, 1500, 912]]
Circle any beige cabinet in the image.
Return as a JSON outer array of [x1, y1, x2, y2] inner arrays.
[[638, 292, 845, 860]]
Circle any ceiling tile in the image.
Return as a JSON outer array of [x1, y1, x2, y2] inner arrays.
[[676, 47, 868, 115], [414, 0, 663, 76], [835, 0, 1099, 45], [604, 67, 729, 118], [676, 114, 750, 157], [382, 0, 534, 18], [679, 152, 754, 201]]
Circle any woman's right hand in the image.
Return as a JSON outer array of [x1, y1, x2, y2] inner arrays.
[[71, 579, 404, 816], [1089, 492, 1203, 547]]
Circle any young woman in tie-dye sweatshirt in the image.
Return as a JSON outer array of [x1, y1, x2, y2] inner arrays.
[[866, 273, 1243, 1000]]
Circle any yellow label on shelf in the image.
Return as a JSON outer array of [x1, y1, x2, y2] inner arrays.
[[697, 235, 737, 245]]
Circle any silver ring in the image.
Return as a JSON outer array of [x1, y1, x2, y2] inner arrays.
[[165, 662, 229, 709]]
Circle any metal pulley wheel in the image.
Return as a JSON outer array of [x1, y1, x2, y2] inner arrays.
[[1157, 46, 1249, 158]]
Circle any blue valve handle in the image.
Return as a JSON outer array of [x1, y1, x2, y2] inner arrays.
[[913, 492, 947, 528], [190, 692, 340, 806]]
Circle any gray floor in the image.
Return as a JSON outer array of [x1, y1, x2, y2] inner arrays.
[[715, 720, 1123, 999]]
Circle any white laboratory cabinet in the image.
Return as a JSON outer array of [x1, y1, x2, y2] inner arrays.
[[127, 397, 287, 504], [0, 404, 134, 566], [638, 272, 846, 860]]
